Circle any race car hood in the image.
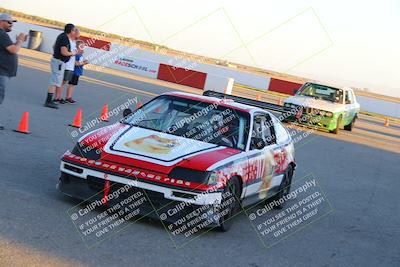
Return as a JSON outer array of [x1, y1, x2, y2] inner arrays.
[[97, 125, 241, 172], [285, 95, 344, 113]]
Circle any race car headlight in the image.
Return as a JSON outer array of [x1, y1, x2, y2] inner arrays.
[[284, 103, 291, 107], [71, 143, 101, 160], [325, 112, 333, 118], [169, 167, 211, 184]]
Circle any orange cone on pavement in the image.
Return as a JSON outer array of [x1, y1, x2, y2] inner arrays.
[[256, 95, 261, 101], [100, 104, 109, 122], [384, 117, 390, 127], [69, 108, 82, 128], [14, 112, 30, 134]]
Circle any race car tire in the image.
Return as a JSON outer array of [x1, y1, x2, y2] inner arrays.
[[270, 165, 293, 210], [344, 116, 356, 131], [330, 115, 342, 134], [217, 176, 241, 232]]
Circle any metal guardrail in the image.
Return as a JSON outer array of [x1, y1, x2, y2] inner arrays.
[[203, 90, 285, 113]]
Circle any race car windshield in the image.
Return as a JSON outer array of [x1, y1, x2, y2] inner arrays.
[[124, 95, 250, 150], [297, 83, 343, 103]]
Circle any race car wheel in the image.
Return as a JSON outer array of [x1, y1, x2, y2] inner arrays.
[[344, 116, 355, 131], [330, 115, 342, 134], [271, 165, 293, 210], [218, 177, 241, 232]]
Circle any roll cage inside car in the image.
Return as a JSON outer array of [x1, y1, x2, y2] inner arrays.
[[249, 112, 277, 150]]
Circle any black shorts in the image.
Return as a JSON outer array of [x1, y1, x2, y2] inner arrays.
[[63, 70, 74, 82], [68, 75, 80, 86]]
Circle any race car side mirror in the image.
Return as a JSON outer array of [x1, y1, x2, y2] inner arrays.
[[123, 108, 132, 118]]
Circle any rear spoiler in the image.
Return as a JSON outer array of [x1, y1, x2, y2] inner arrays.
[[203, 90, 284, 113]]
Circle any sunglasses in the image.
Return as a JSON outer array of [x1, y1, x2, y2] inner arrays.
[[2, 20, 13, 25]]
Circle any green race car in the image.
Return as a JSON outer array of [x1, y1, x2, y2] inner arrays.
[[282, 82, 360, 134]]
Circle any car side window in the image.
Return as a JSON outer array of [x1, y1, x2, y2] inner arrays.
[[263, 114, 276, 145], [250, 114, 276, 150], [350, 91, 356, 103], [345, 91, 353, 104], [272, 117, 289, 144]]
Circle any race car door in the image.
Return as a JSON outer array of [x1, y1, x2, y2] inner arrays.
[[241, 112, 279, 207], [343, 90, 356, 125]]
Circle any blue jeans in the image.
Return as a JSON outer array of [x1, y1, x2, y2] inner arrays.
[[0, 75, 10, 105]]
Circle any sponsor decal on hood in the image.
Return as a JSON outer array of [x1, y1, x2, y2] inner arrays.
[[106, 127, 222, 164]]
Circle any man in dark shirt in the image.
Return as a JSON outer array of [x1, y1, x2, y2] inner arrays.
[[44, 23, 77, 109], [0, 13, 27, 130]]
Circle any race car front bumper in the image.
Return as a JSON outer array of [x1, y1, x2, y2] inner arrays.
[[58, 161, 224, 226], [283, 112, 338, 132]]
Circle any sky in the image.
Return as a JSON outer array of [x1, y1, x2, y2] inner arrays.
[[1, 0, 400, 97]]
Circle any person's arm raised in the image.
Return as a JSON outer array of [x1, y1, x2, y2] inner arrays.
[[5, 33, 26, 54]]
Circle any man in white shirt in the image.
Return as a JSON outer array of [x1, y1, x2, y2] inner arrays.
[[54, 28, 79, 104]]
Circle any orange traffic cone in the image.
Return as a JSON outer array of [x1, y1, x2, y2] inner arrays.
[[384, 117, 390, 127], [137, 103, 143, 109], [14, 112, 30, 134], [69, 108, 82, 128], [256, 95, 262, 101], [100, 104, 109, 122]]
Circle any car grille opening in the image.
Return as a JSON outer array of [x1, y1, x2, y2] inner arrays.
[[172, 191, 197, 199], [86, 175, 164, 200], [64, 163, 83, 174]]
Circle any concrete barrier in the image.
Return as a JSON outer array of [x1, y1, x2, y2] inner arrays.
[[11, 21, 61, 53], [204, 75, 234, 94], [112, 57, 159, 79], [157, 64, 207, 89], [267, 78, 302, 95]]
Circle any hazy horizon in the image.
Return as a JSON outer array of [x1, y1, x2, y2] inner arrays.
[[1, 0, 399, 98]]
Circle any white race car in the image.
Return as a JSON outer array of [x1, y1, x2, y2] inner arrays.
[[58, 91, 296, 231], [283, 83, 360, 134]]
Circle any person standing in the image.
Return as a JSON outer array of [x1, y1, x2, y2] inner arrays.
[[55, 28, 80, 104], [44, 23, 77, 109], [65, 40, 88, 103], [0, 13, 27, 130]]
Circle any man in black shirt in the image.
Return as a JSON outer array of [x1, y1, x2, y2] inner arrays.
[[0, 13, 27, 130], [44, 23, 77, 109]]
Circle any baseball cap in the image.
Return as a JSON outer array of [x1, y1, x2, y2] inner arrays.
[[0, 13, 17, 22]]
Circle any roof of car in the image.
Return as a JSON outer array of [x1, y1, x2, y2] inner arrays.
[[164, 91, 259, 112]]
